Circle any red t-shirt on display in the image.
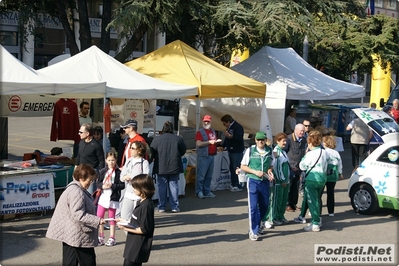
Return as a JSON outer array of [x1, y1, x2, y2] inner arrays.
[[50, 99, 80, 143]]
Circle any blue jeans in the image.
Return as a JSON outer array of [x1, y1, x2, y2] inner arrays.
[[195, 155, 214, 195], [157, 174, 179, 211], [229, 152, 243, 188]]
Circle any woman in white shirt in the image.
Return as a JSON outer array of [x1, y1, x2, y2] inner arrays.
[[120, 141, 150, 224]]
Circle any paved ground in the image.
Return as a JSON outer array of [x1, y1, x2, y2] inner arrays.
[[1, 116, 398, 265]]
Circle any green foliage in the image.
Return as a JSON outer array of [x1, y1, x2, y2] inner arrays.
[[1, 0, 397, 78]]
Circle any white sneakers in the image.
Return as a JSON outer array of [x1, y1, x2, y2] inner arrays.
[[294, 216, 306, 224], [264, 221, 274, 229], [304, 223, 320, 232], [230, 186, 242, 192], [249, 232, 259, 241]]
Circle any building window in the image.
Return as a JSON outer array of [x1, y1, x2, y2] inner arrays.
[[0, 31, 18, 46], [374, 0, 383, 8], [387, 0, 397, 9], [35, 34, 44, 48]]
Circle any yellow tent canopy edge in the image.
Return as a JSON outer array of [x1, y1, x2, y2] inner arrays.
[[125, 40, 266, 99]]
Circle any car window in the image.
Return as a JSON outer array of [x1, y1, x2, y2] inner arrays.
[[368, 118, 399, 137], [386, 83, 399, 106], [377, 146, 399, 165]]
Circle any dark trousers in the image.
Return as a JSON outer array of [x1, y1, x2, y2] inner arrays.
[[123, 258, 142, 266], [62, 242, 96, 266], [320, 182, 337, 215], [228, 152, 243, 188], [287, 172, 300, 209], [350, 143, 367, 169]]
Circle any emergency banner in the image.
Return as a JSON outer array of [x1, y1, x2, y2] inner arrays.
[[0, 95, 57, 117], [0, 173, 55, 214]]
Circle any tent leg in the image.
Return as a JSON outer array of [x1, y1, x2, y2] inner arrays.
[[196, 98, 200, 131]]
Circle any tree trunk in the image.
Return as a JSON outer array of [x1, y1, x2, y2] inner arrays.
[[100, 0, 111, 53], [114, 23, 148, 63], [54, 1, 79, 55], [77, 0, 92, 51]]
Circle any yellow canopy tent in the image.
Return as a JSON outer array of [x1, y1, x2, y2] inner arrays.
[[125, 40, 266, 99]]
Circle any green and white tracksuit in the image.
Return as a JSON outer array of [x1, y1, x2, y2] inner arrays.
[[322, 147, 343, 214], [299, 146, 329, 226], [271, 145, 290, 221]]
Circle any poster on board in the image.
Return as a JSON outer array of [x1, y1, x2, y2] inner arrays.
[[0, 172, 55, 215]]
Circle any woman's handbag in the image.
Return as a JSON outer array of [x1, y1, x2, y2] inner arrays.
[[92, 189, 102, 205]]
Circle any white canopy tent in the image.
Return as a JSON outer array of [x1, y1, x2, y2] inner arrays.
[[233, 46, 365, 135], [0, 45, 105, 96], [38, 45, 198, 99], [232, 46, 365, 100], [181, 46, 365, 137]]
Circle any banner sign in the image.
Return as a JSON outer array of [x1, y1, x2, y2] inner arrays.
[[0, 172, 55, 215], [143, 99, 157, 129], [123, 99, 145, 133], [0, 95, 57, 117]]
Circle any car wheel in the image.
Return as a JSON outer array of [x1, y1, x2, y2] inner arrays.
[[350, 184, 379, 215]]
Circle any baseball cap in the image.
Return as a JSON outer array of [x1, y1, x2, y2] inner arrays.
[[121, 119, 137, 128], [255, 131, 267, 140], [203, 115, 212, 122]]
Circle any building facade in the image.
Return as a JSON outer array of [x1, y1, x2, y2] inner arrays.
[[0, 0, 164, 68]]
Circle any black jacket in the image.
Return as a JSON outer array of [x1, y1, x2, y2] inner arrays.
[[150, 132, 186, 175], [97, 167, 125, 202], [222, 120, 245, 153]]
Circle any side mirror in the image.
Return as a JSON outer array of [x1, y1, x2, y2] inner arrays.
[[379, 98, 385, 108]]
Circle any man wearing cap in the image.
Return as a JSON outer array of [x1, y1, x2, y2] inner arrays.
[[221, 114, 245, 192], [120, 119, 147, 167], [240, 131, 274, 241], [195, 115, 222, 199]]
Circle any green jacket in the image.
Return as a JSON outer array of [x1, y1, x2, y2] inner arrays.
[[324, 147, 343, 182], [299, 146, 329, 185], [273, 145, 290, 184], [246, 145, 273, 181]]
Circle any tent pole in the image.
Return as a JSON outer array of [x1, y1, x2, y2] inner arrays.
[[196, 97, 200, 131], [103, 96, 106, 154]]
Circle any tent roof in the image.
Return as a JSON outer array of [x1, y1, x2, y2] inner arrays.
[[38, 45, 198, 99], [0, 45, 104, 96], [125, 40, 266, 99], [231, 46, 364, 100]]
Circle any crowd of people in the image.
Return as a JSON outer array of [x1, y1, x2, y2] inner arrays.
[[45, 99, 399, 265]]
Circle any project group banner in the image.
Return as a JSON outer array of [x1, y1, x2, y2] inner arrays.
[[0, 173, 55, 214]]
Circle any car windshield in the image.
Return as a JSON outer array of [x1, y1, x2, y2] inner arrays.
[[386, 83, 399, 106], [368, 117, 399, 137]]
